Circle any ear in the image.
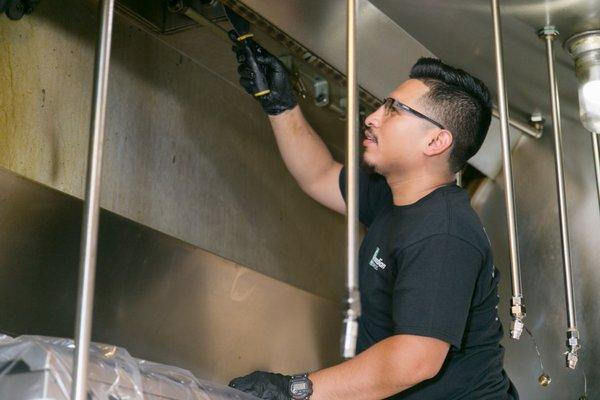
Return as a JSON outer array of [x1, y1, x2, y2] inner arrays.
[[424, 129, 453, 156]]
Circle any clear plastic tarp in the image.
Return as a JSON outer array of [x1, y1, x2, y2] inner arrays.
[[0, 335, 259, 400]]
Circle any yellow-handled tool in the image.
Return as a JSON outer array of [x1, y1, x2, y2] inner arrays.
[[224, 6, 271, 97]]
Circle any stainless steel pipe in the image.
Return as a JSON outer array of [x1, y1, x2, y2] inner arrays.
[[71, 1, 115, 399], [490, 0, 526, 340], [538, 26, 580, 369], [341, 0, 361, 360], [491, 107, 543, 139]]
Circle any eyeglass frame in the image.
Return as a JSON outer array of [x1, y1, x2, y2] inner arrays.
[[382, 97, 445, 130]]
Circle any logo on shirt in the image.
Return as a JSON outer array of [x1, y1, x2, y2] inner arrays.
[[369, 247, 387, 270]]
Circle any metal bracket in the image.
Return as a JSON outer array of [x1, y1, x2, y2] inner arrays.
[[566, 329, 581, 369], [510, 296, 526, 339], [538, 26, 559, 41], [341, 287, 361, 359], [313, 75, 330, 107], [529, 112, 546, 132]]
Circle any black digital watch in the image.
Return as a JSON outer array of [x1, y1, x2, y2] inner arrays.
[[289, 373, 313, 400]]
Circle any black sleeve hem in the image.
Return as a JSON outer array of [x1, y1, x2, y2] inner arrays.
[[394, 326, 462, 349]]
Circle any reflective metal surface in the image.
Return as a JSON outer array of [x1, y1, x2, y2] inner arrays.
[[2, 0, 600, 398], [0, 0, 347, 302], [0, 167, 342, 384], [368, 0, 595, 131]]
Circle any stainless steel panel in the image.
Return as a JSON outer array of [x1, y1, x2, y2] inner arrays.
[[0, 0, 348, 301], [240, 0, 432, 98], [472, 121, 599, 397], [368, 0, 584, 131], [2, 1, 599, 398], [0, 167, 342, 384]]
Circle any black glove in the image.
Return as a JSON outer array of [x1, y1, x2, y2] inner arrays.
[[229, 370, 291, 400], [233, 44, 297, 115]]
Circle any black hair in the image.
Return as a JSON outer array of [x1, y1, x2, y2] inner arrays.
[[409, 57, 492, 173]]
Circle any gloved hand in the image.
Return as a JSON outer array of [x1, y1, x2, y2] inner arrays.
[[233, 43, 297, 115], [229, 370, 291, 400]]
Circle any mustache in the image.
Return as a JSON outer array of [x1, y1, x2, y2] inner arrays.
[[363, 126, 377, 142]]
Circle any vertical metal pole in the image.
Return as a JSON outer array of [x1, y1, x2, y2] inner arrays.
[[491, 0, 526, 340], [341, 0, 361, 360], [71, 0, 115, 399], [592, 132, 600, 214], [538, 26, 580, 369]]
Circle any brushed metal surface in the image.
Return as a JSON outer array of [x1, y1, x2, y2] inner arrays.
[[368, 0, 587, 130], [472, 123, 599, 398], [0, 167, 342, 384], [2, 0, 600, 398], [0, 0, 348, 302], [239, 0, 433, 98]]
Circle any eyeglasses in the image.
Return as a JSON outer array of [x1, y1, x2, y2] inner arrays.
[[382, 97, 445, 130]]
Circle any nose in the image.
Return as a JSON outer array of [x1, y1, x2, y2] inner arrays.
[[364, 105, 383, 129]]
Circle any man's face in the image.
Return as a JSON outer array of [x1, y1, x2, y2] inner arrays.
[[363, 79, 442, 176]]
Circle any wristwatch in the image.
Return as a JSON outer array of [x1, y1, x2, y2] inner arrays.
[[289, 373, 313, 400]]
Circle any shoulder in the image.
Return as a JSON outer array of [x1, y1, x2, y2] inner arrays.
[[400, 233, 483, 261], [389, 186, 489, 257], [444, 188, 490, 256]]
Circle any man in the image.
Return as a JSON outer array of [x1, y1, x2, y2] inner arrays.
[[229, 44, 518, 399]]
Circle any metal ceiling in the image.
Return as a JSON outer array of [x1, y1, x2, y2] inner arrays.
[[368, 0, 600, 129], [238, 0, 600, 130]]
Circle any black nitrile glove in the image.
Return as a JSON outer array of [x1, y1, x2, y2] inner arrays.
[[233, 44, 297, 115], [229, 370, 291, 400]]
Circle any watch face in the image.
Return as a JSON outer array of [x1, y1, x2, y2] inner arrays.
[[290, 376, 312, 399], [291, 381, 309, 393]]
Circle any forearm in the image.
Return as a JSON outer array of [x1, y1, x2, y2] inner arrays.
[[308, 335, 443, 400], [269, 106, 339, 192]]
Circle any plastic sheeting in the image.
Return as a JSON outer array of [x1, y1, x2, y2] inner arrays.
[[0, 335, 260, 400]]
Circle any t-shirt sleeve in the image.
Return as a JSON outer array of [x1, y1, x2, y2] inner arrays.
[[392, 234, 482, 349], [339, 166, 391, 227]]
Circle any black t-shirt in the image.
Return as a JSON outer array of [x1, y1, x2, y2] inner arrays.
[[339, 168, 518, 400]]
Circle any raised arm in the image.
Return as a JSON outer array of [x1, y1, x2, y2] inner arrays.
[[269, 107, 344, 213], [234, 44, 345, 214]]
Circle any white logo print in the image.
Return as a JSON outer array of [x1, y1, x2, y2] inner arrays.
[[369, 247, 387, 270]]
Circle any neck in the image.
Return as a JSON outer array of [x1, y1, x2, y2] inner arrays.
[[385, 170, 454, 206]]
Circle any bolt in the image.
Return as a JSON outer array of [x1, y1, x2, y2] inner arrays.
[[538, 373, 551, 387]]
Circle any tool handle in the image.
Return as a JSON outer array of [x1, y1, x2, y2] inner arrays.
[[240, 40, 270, 97]]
